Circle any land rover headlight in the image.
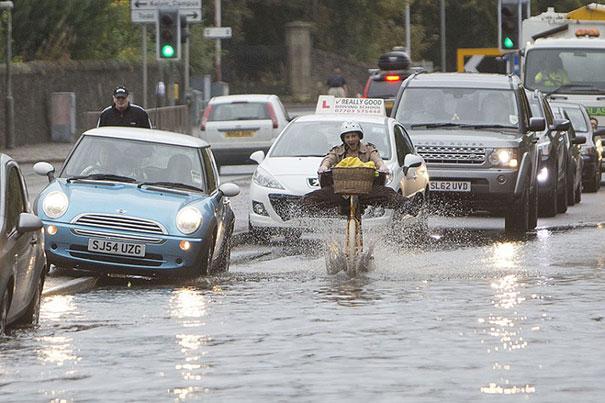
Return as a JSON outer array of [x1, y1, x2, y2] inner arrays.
[[42, 191, 69, 219], [176, 206, 202, 234], [488, 148, 518, 168], [253, 166, 285, 189]]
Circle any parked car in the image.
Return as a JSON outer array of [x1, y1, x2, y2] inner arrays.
[[392, 73, 545, 233], [33, 127, 240, 279], [550, 102, 601, 193], [0, 154, 46, 334], [198, 94, 290, 169], [527, 90, 570, 216], [248, 111, 429, 242]]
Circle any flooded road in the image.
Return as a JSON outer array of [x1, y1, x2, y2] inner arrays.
[[1, 226, 604, 402]]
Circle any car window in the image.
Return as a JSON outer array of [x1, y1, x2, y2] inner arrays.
[[394, 125, 412, 165], [561, 107, 588, 132], [5, 166, 26, 233], [61, 136, 207, 190], [270, 120, 391, 159], [518, 89, 531, 130], [368, 80, 403, 98], [209, 102, 270, 121], [201, 148, 218, 193], [396, 87, 519, 128]]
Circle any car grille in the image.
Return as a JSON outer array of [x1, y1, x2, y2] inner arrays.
[[416, 145, 486, 164], [268, 194, 302, 221], [72, 214, 166, 235], [68, 244, 164, 267]]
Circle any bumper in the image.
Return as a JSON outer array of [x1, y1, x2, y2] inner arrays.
[[248, 184, 394, 232], [428, 167, 518, 210], [43, 221, 208, 278]]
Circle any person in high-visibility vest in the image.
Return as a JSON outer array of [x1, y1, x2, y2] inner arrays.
[[534, 54, 570, 89]]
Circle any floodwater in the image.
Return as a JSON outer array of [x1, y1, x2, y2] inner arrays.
[[1, 226, 604, 402]]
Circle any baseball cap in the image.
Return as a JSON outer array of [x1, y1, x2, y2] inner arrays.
[[113, 86, 129, 98]]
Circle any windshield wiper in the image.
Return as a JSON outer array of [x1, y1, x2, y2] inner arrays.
[[67, 174, 137, 183], [468, 124, 517, 130], [546, 83, 605, 96], [138, 181, 203, 193], [410, 122, 464, 129]]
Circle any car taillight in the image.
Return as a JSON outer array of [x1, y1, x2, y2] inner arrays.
[[385, 75, 401, 81], [200, 105, 213, 131], [265, 103, 278, 129]]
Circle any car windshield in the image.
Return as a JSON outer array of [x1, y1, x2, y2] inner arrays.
[[396, 87, 519, 129], [557, 106, 588, 132], [270, 120, 391, 159], [367, 80, 402, 98], [209, 102, 270, 121], [524, 48, 605, 93], [61, 136, 206, 190]]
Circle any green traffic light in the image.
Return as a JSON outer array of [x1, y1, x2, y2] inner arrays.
[[503, 37, 514, 49], [161, 44, 175, 58]]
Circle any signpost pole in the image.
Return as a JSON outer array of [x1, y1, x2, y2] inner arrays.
[[142, 24, 148, 109], [215, 0, 222, 82], [1, 1, 15, 149]]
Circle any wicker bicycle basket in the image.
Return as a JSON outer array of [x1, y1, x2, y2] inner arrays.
[[332, 167, 376, 195]]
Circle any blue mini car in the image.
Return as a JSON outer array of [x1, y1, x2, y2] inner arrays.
[[34, 127, 240, 278]]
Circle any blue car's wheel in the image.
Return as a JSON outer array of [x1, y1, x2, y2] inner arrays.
[[212, 224, 233, 274], [200, 235, 215, 276]]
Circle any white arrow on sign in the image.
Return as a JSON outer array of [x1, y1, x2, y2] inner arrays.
[[464, 55, 484, 73], [204, 27, 232, 39], [131, 0, 201, 10]]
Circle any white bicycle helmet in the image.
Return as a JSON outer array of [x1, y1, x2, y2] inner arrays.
[[339, 120, 364, 141]]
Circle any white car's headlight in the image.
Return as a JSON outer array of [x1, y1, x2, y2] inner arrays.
[[42, 191, 69, 219], [488, 148, 518, 168], [253, 166, 285, 189], [176, 206, 202, 234]]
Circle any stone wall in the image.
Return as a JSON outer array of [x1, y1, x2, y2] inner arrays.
[[0, 60, 175, 148], [311, 48, 370, 99]]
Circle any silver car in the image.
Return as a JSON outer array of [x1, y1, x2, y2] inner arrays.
[[0, 154, 46, 334], [198, 94, 290, 169]]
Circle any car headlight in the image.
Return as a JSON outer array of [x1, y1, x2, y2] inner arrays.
[[253, 166, 285, 189], [176, 206, 202, 234], [42, 191, 69, 219], [488, 148, 518, 168]]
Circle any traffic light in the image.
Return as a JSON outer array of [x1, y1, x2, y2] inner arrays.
[[156, 8, 180, 60], [499, 0, 520, 51]]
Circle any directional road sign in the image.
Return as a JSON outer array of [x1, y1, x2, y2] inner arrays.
[[203, 27, 232, 39], [130, 0, 201, 23]]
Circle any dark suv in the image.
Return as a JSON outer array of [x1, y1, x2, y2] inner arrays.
[[527, 90, 571, 216], [392, 73, 546, 233], [363, 49, 417, 115]]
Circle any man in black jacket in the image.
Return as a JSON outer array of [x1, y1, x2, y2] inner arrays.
[[97, 86, 152, 128]]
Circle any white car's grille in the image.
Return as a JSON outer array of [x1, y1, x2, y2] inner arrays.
[[416, 145, 485, 164], [72, 214, 167, 235]]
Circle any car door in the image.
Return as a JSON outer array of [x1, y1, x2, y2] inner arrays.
[[5, 164, 36, 319], [202, 148, 230, 257]]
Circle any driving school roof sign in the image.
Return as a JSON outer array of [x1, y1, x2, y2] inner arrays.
[[315, 96, 386, 116]]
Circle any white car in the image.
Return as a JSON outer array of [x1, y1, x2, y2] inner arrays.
[[198, 94, 290, 168], [248, 114, 430, 240]]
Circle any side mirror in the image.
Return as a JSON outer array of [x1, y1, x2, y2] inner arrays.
[[33, 161, 56, 182], [218, 183, 240, 197], [552, 118, 570, 132], [249, 150, 265, 165], [528, 117, 546, 132], [403, 154, 423, 175], [17, 213, 43, 233], [572, 135, 586, 145], [594, 128, 605, 137]]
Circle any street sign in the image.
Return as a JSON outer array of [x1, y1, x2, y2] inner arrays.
[[203, 27, 232, 39], [130, 0, 201, 23]]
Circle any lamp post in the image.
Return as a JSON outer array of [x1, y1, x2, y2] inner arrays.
[[1, 1, 14, 149]]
